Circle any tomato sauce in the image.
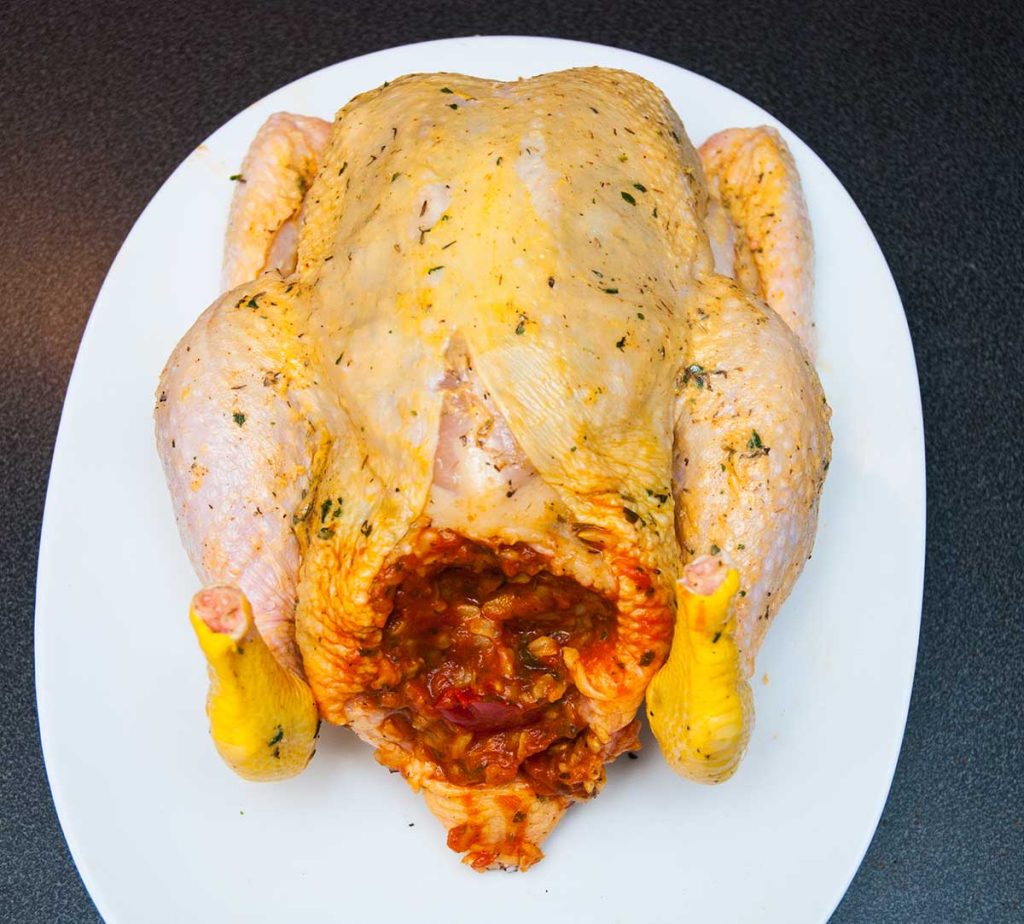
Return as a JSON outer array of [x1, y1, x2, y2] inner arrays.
[[367, 532, 624, 796]]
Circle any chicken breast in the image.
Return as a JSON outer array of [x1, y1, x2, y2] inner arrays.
[[155, 67, 830, 869]]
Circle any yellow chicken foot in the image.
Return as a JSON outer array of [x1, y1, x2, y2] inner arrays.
[[190, 585, 320, 781], [646, 556, 752, 783]]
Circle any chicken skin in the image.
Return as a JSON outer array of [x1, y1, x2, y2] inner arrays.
[[155, 68, 830, 869]]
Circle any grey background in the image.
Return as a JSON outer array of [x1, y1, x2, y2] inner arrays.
[[2, 0, 1022, 920]]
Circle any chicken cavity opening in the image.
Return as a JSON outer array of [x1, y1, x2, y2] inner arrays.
[[366, 530, 621, 796]]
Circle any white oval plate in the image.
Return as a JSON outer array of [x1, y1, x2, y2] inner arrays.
[[36, 36, 925, 924]]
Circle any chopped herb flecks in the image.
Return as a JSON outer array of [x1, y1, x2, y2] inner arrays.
[[427, 265, 445, 274], [633, 182, 647, 192], [229, 173, 245, 182], [682, 363, 725, 391], [621, 191, 637, 205], [603, 287, 619, 295], [232, 412, 246, 426], [317, 526, 334, 540], [360, 520, 373, 537], [320, 498, 333, 522], [267, 726, 284, 747], [746, 430, 770, 457], [440, 86, 453, 94], [615, 335, 626, 350]]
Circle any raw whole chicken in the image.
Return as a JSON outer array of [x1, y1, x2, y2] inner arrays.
[[155, 68, 830, 870]]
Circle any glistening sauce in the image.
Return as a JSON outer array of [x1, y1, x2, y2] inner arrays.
[[366, 532, 630, 796]]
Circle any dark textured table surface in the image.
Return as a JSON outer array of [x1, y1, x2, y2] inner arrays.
[[2, 1, 1022, 920]]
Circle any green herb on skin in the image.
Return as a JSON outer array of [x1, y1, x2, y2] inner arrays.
[[616, 335, 627, 350], [360, 520, 373, 537], [746, 430, 770, 458], [232, 412, 246, 426], [427, 265, 445, 274], [448, 103, 458, 110], [267, 726, 284, 747], [515, 315, 527, 335], [338, 161, 348, 176], [440, 87, 453, 94], [229, 173, 245, 182], [320, 499, 333, 522], [318, 527, 334, 540], [602, 287, 619, 295], [621, 191, 637, 205], [710, 544, 721, 556], [682, 363, 725, 391], [639, 650, 655, 666], [633, 183, 647, 192]]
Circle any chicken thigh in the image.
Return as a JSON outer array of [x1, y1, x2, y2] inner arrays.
[[155, 68, 830, 869]]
